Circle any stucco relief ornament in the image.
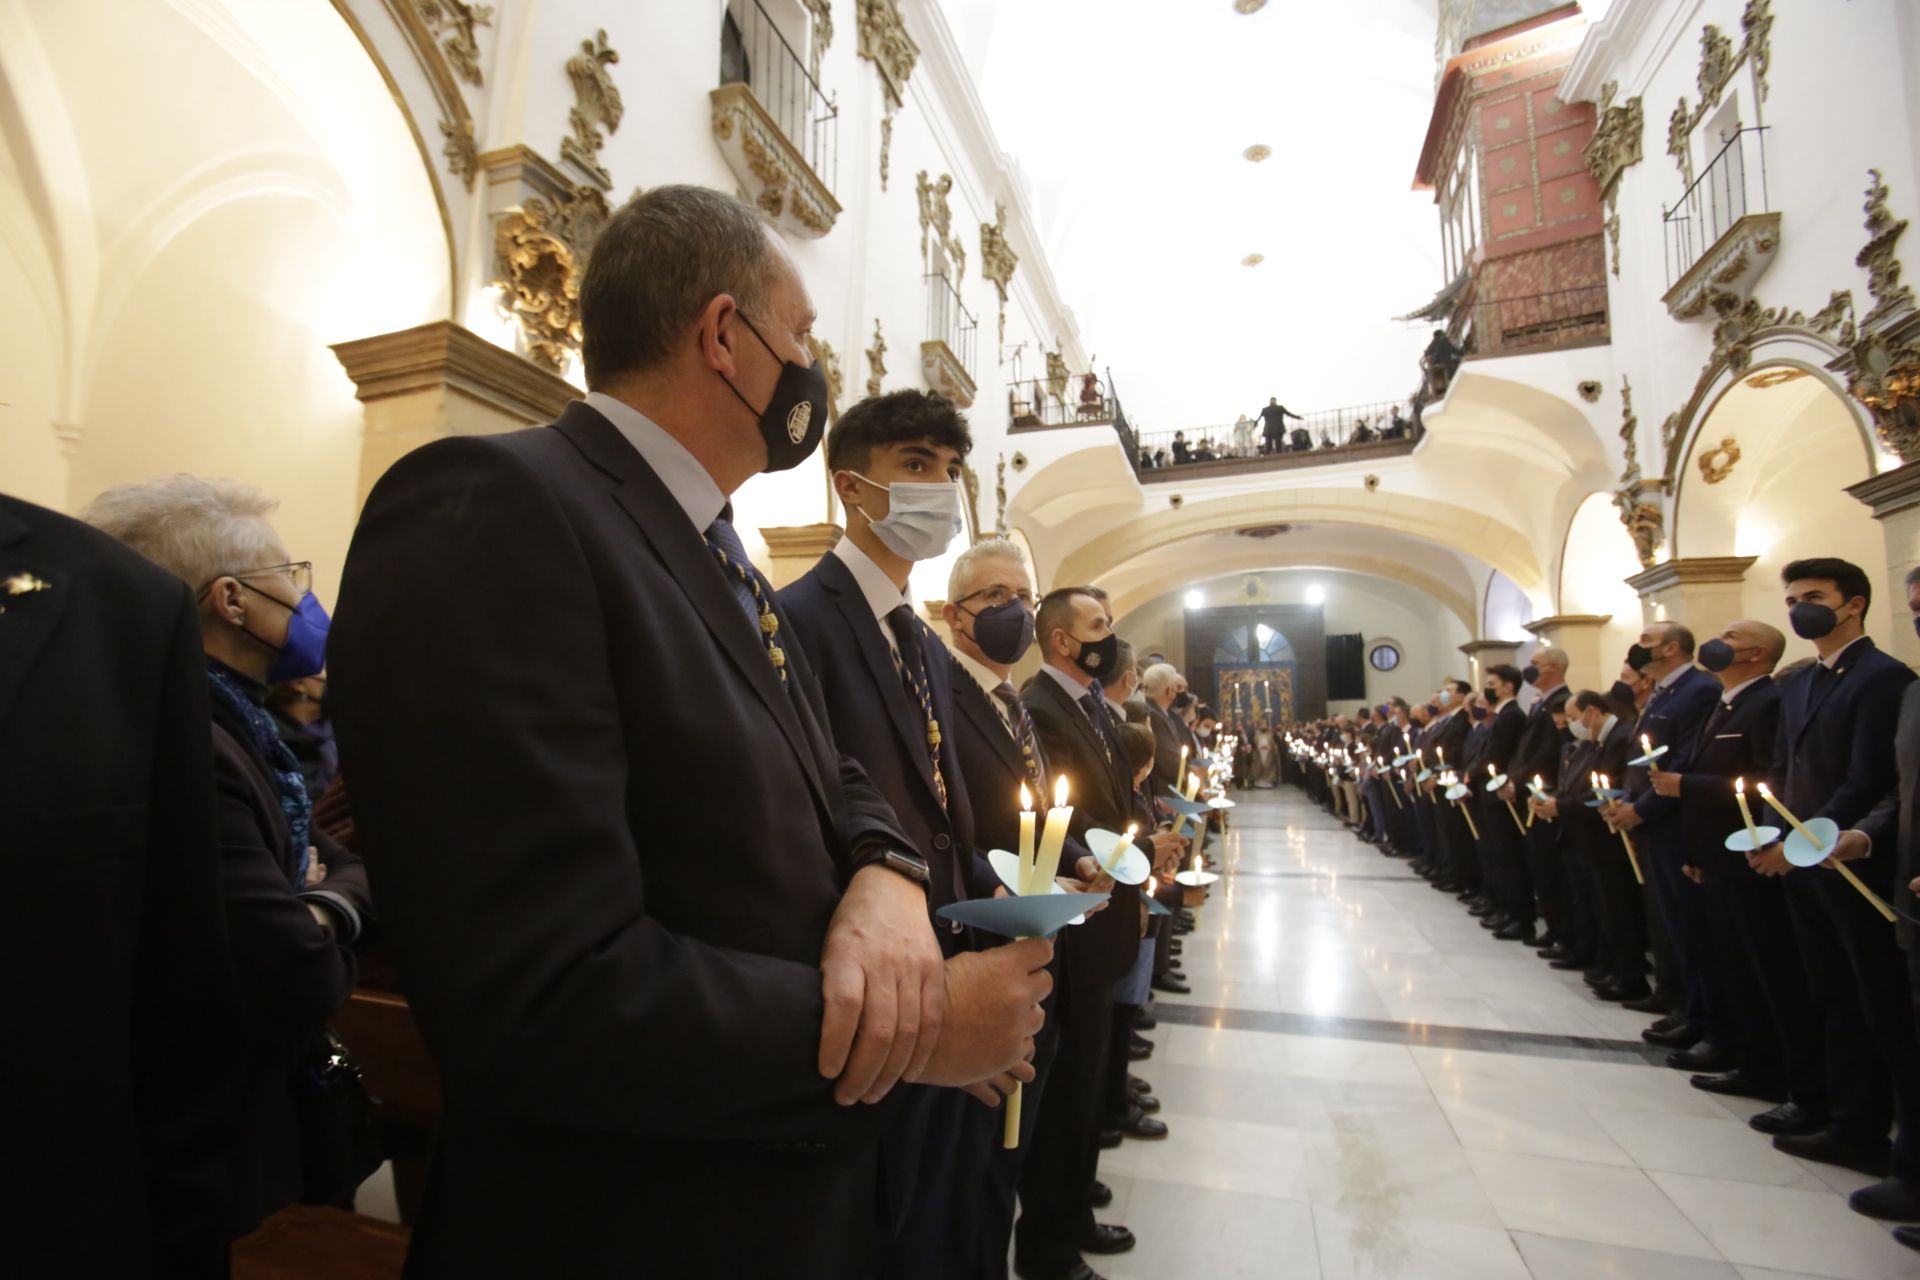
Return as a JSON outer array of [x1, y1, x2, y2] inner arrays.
[[1698, 437, 1741, 485], [1617, 376, 1641, 487], [1667, 98, 1692, 182], [806, 336, 843, 422], [1858, 169, 1914, 322], [415, 0, 493, 87], [493, 186, 611, 372], [1614, 495, 1665, 569], [865, 318, 887, 399], [1841, 171, 1920, 460], [562, 30, 623, 189], [917, 171, 954, 262], [857, 0, 917, 194], [1696, 26, 1735, 110], [994, 455, 1007, 536], [801, 0, 834, 81], [980, 202, 1020, 348], [440, 117, 479, 191], [1045, 345, 1070, 406]]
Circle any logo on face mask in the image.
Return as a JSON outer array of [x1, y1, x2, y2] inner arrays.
[[717, 313, 830, 472], [786, 402, 813, 443]]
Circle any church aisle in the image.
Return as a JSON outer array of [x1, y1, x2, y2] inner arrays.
[[1098, 789, 1920, 1280]]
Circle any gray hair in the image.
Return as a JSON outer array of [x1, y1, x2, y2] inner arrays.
[[1530, 646, 1570, 669], [580, 184, 776, 386], [83, 474, 284, 591], [1142, 663, 1182, 697], [1112, 636, 1136, 680], [948, 535, 1029, 602]]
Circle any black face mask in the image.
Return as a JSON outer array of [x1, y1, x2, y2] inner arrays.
[[1471, 705, 1489, 723], [1067, 631, 1119, 680], [1625, 643, 1654, 671], [1609, 679, 1638, 707], [959, 598, 1035, 665], [1521, 665, 1539, 685], [1425, 702, 1440, 717], [1697, 637, 1739, 672], [718, 313, 830, 472], [1789, 601, 1840, 640], [1483, 687, 1500, 704]]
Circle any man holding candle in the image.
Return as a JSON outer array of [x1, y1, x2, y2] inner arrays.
[[1425, 681, 1475, 897], [1601, 624, 1726, 1065], [1476, 665, 1535, 943], [1566, 689, 1648, 1001], [1759, 559, 1920, 1208], [1648, 621, 1825, 1122], [1509, 650, 1574, 957], [328, 188, 1048, 1279]]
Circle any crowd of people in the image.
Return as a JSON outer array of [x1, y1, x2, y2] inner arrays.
[[1279, 563, 1920, 1254], [1136, 400, 1415, 470], [8, 184, 1245, 1280]]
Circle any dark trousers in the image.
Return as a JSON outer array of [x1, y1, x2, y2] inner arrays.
[[959, 997, 1062, 1280], [1586, 827, 1648, 984], [1525, 813, 1570, 940], [879, 1085, 969, 1278], [1015, 975, 1113, 1274], [1479, 796, 1533, 923], [1551, 817, 1599, 960], [1642, 827, 1727, 1040], [1105, 1000, 1138, 1121], [1700, 849, 1824, 1103], [1785, 871, 1920, 1174]]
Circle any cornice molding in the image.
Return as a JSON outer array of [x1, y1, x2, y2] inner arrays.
[[1846, 460, 1920, 521], [1625, 555, 1758, 593], [1564, 0, 1707, 104], [1459, 639, 1525, 657], [760, 523, 844, 557], [330, 320, 579, 423], [1523, 614, 1614, 634]]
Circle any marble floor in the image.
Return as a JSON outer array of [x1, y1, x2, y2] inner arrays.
[[1101, 787, 1920, 1280]]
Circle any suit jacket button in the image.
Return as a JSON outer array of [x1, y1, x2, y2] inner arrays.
[[934, 833, 951, 850]]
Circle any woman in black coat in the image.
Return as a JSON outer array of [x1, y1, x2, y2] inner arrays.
[[87, 476, 376, 1240]]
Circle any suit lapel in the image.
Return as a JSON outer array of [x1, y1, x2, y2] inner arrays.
[[550, 404, 829, 812], [1035, 670, 1121, 808], [1797, 648, 1861, 739], [0, 510, 71, 724], [955, 671, 1029, 783], [815, 554, 944, 808]]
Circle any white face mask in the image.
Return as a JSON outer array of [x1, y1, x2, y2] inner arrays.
[[848, 472, 963, 561], [1437, 689, 1454, 707], [1568, 718, 1592, 743]]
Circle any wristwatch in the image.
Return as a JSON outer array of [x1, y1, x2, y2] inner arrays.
[[852, 842, 931, 889]]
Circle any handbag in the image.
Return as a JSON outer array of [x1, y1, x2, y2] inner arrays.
[[294, 1027, 384, 1204]]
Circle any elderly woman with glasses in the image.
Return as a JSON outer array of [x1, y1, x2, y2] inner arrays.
[[86, 474, 376, 1240]]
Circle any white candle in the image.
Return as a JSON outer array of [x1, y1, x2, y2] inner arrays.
[[1031, 774, 1073, 892]]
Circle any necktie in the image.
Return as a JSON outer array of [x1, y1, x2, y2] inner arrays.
[[1079, 689, 1116, 764], [885, 604, 948, 811], [703, 510, 787, 689], [994, 682, 1046, 792]]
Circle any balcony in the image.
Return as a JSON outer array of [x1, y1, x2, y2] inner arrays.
[[711, 0, 840, 239], [1454, 283, 1611, 359], [1008, 371, 1116, 430], [1132, 401, 1423, 483], [922, 273, 978, 408], [1662, 126, 1776, 321]]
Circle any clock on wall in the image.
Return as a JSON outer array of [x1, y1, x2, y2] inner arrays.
[[1368, 642, 1401, 672]]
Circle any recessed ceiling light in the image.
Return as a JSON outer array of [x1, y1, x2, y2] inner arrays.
[[1243, 144, 1272, 162], [1234, 0, 1268, 12], [1242, 253, 1265, 267], [1184, 589, 1205, 609]]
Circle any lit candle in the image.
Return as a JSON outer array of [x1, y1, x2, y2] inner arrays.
[[1642, 734, 1654, 758], [1018, 782, 1037, 889], [1177, 744, 1189, 786], [1753, 783, 1892, 922], [1754, 782, 1819, 848], [1185, 769, 1202, 801], [1734, 777, 1758, 847], [1030, 775, 1073, 894]]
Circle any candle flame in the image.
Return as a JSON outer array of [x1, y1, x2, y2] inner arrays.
[[1755, 780, 1772, 798], [1192, 850, 1201, 872], [1020, 782, 1033, 811], [1591, 771, 1599, 787], [1053, 774, 1070, 807], [1736, 776, 1746, 794], [1642, 734, 1653, 754], [1123, 823, 1138, 841], [1188, 770, 1200, 791], [1488, 763, 1498, 776], [1600, 774, 1611, 789], [1533, 774, 1544, 788]]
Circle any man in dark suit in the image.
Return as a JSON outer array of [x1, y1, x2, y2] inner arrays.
[[780, 388, 1020, 1277], [1507, 650, 1573, 955], [1603, 624, 1724, 1060], [1571, 688, 1644, 999], [1017, 588, 1178, 1280], [1476, 665, 1534, 942], [1757, 559, 1920, 1213], [1257, 398, 1301, 454], [327, 186, 1049, 1278], [1141, 664, 1192, 799], [1424, 683, 1474, 895], [1533, 697, 1599, 971], [1650, 621, 1822, 1127], [1, 493, 238, 1278]]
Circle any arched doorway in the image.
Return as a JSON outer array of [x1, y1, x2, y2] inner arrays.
[[1212, 620, 1298, 725]]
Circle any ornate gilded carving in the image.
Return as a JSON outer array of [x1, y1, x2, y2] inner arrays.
[[562, 30, 622, 189], [801, 0, 834, 81], [1707, 288, 1857, 378], [994, 454, 1007, 535], [1614, 495, 1664, 569], [962, 465, 982, 539], [1578, 380, 1602, 403], [1618, 376, 1642, 489], [415, 0, 493, 86], [979, 202, 1019, 348], [1606, 205, 1623, 276], [1742, 0, 1774, 101], [1859, 169, 1913, 322], [493, 184, 611, 372], [807, 336, 843, 421], [917, 171, 959, 269], [1669, 2, 1774, 174], [921, 340, 977, 408], [1696, 26, 1734, 110], [1746, 368, 1808, 389], [1615, 376, 1664, 568], [1664, 212, 1783, 321], [441, 118, 479, 191], [857, 0, 918, 108], [1698, 437, 1741, 484], [711, 84, 842, 238], [1667, 98, 1693, 182], [1045, 344, 1069, 406], [1831, 171, 1920, 460], [865, 318, 886, 398], [879, 113, 895, 191], [1584, 91, 1643, 195]]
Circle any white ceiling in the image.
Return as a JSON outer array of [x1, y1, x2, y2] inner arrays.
[[946, 0, 1446, 432]]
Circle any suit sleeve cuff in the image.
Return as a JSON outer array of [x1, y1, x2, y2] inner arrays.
[[300, 889, 363, 946]]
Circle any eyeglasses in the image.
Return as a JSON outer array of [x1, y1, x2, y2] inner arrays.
[[957, 584, 1035, 610], [234, 561, 313, 595]]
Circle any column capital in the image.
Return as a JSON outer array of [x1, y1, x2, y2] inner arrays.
[[758, 523, 843, 590], [1522, 614, 1612, 635], [1458, 639, 1524, 657], [1846, 461, 1920, 521], [331, 321, 578, 424], [1624, 556, 1758, 593]]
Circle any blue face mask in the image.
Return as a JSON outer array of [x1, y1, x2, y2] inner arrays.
[[240, 583, 331, 682]]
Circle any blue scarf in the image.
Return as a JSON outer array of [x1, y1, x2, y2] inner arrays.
[[207, 660, 312, 888]]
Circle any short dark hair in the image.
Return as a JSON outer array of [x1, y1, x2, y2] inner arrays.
[[1652, 622, 1696, 657], [1447, 678, 1472, 697], [580, 185, 775, 387], [1111, 636, 1136, 679], [1116, 722, 1157, 773], [825, 388, 972, 474], [1486, 664, 1522, 694], [1036, 586, 1098, 647], [1783, 557, 1873, 615], [1904, 564, 1920, 589], [1573, 689, 1612, 715]]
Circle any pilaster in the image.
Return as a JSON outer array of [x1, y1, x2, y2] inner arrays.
[[760, 523, 843, 589], [1623, 557, 1758, 633], [1458, 638, 1524, 685], [1522, 613, 1614, 691], [1847, 460, 1920, 665]]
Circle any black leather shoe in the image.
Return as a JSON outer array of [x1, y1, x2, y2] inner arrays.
[[1151, 975, 1190, 995], [1493, 921, 1537, 943], [1647, 1012, 1687, 1034], [1178, 911, 1195, 925], [1749, 1101, 1829, 1136], [1666, 1042, 1734, 1072], [1548, 954, 1594, 971], [1772, 1131, 1890, 1177], [1128, 1075, 1152, 1095], [1583, 968, 1614, 989], [1597, 982, 1653, 1004], [1893, 1224, 1920, 1252], [1641, 1024, 1695, 1048], [1480, 913, 1514, 931], [1129, 1032, 1153, 1053], [1134, 1093, 1161, 1114], [1532, 933, 1560, 952], [1014, 1258, 1105, 1280], [1097, 1127, 1122, 1149], [1850, 1176, 1920, 1221], [1690, 1071, 1788, 1102], [1081, 1224, 1137, 1255], [1133, 1012, 1158, 1031], [1127, 1041, 1152, 1061], [1620, 992, 1669, 1014], [1165, 966, 1187, 980], [1088, 1180, 1113, 1208], [1116, 1109, 1167, 1140]]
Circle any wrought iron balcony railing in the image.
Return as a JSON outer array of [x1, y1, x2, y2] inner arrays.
[[1663, 126, 1770, 290], [1132, 400, 1421, 479], [1008, 373, 1116, 428], [1456, 284, 1610, 358], [720, 0, 838, 194]]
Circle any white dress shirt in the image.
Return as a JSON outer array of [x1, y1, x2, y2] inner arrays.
[[831, 534, 912, 656], [583, 393, 725, 531]]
